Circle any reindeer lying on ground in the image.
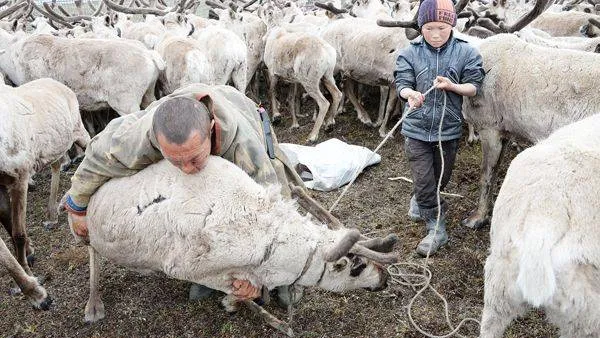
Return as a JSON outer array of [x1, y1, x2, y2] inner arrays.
[[71, 156, 397, 326]]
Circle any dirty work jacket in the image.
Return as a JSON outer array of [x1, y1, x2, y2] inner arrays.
[[67, 83, 304, 209]]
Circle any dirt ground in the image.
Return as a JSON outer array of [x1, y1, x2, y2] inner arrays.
[[0, 96, 558, 338]]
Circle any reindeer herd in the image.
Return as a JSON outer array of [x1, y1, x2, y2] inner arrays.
[[1, 0, 599, 336]]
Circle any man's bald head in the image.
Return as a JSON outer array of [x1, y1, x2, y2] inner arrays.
[[152, 97, 212, 144]]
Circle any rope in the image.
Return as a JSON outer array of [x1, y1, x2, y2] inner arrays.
[[328, 84, 437, 212], [329, 80, 481, 337]]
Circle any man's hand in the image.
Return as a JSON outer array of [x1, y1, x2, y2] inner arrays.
[[434, 76, 455, 91], [68, 212, 89, 238], [231, 279, 261, 300], [406, 90, 425, 108]]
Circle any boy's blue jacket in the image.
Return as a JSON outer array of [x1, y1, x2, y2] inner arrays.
[[394, 34, 485, 142]]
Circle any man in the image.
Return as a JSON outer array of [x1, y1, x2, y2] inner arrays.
[[63, 83, 305, 303]]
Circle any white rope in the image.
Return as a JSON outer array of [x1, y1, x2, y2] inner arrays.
[[329, 81, 481, 337], [328, 84, 438, 212]]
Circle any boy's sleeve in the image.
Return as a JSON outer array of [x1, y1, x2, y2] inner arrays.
[[393, 50, 416, 100], [461, 47, 485, 94]]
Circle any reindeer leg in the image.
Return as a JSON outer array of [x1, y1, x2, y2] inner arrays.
[[289, 184, 343, 230], [43, 160, 61, 230], [462, 129, 507, 229], [0, 237, 51, 310], [374, 86, 388, 127], [378, 89, 398, 138], [323, 73, 342, 131], [344, 78, 374, 127], [0, 185, 11, 238], [303, 81, 330, 144], [289, 83, 300, 129], [85, 246, 105, 322], [480, 254, 527, 338], [10, 171, 33, 274], [268, 71, 282, 124]]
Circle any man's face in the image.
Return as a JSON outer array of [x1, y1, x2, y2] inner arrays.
[[422, 22, 453, 48], [158, 130, 211, 175]]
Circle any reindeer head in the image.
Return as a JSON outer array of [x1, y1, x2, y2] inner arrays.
[[311, 229, 398, 293], [580, 17, 600, 37]]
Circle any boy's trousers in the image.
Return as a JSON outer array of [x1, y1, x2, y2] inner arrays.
[[404, 137, 459, 210]]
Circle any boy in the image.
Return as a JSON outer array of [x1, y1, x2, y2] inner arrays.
[[393, 0, 485, 256]]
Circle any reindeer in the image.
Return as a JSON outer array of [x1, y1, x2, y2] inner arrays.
[[262, 3, 342, 144]]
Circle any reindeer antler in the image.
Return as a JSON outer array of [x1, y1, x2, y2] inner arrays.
[[32, 2, 74, 27], [469, 0, 551, 35], [43, 2, 92, 23], [314, 1, 348, 14], [0, 1, 27, 20], [103, 0, 170, 15]]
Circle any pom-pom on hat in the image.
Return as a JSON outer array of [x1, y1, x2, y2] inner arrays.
[[417, 0, 457, 28]]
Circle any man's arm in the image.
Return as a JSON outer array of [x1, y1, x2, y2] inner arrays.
[[65, 111, 164, 236]]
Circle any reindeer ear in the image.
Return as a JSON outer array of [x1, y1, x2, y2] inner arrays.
[[324, 229, 361, 262]]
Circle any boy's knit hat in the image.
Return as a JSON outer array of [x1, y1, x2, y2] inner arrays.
[[417, 0, 457, 28]]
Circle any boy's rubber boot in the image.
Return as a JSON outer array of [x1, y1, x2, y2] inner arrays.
[[408, 195, 423, 222], [416, 206, 449, 257]]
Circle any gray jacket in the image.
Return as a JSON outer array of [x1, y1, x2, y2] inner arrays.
[[394, 34, 484, 142]]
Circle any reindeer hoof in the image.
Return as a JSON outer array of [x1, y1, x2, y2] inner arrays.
[[305, 138, 318, 146], [43, 221, 59, 231], [379, 129, 392, 138], [27, 253, 35, 268], [461, 212, 490, 230], [9, 287, 22, 296], [221, 295, 241, 313], [39, 296, 53, 311], [85, 299, 106, 322], [60, 162, 72, 172], [289, 123, 300, 130], [271, 114, 282, 125]]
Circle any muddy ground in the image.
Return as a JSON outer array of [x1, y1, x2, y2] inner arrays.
[[1, 95, 557, 338]]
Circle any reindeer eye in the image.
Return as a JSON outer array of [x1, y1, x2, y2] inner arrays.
[[333, 258, 348, 271], [350, 259, 367, 277]]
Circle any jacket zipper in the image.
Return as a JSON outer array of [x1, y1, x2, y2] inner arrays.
[[429, 48, 440, 142]]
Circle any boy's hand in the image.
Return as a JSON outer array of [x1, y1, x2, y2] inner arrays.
[[434, 76, 455, 91], [407, 91, 425, 108]]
